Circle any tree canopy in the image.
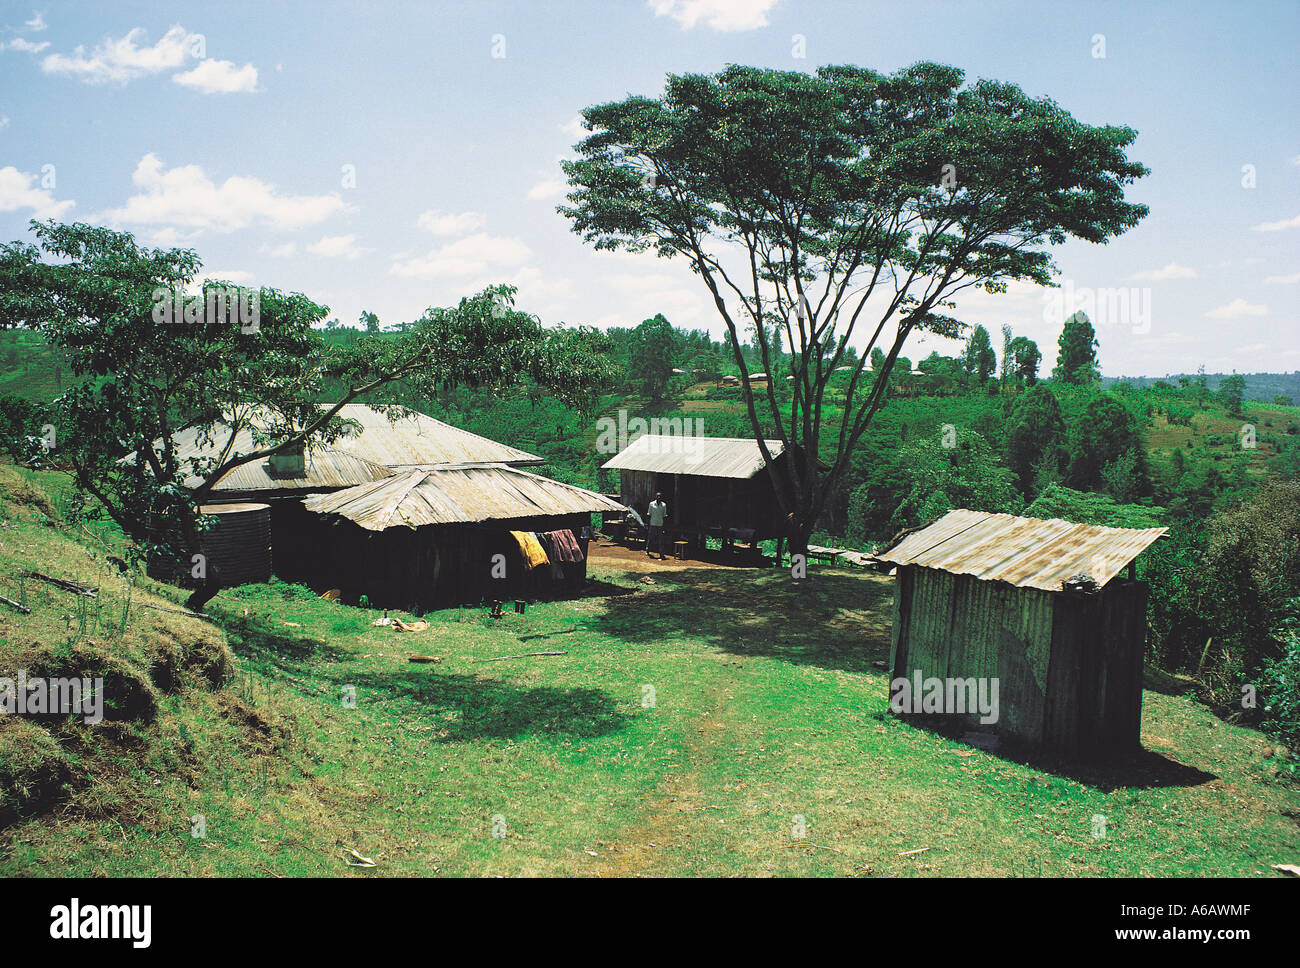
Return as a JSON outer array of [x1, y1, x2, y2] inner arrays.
[[0, 219, 616, 585], [560, 61, 1147, 547]]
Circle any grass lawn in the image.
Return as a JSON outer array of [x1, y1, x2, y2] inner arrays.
[[3, 482, 1298, 876]]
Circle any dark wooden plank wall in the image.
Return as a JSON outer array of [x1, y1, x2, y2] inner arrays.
[[889, 565, 1146, 758]]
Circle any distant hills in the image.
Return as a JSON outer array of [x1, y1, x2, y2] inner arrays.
[[1103, 371, 1300, 403]]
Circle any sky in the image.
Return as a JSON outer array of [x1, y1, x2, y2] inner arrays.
[[0, 0, 1297, 377]]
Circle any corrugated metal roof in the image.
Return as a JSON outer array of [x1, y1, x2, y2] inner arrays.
[[319, 404, 542, 469], [601, 434, 785, 479], [302, 464, 625, 531], [187, 446, 394, 493], [159, 404, 541, 493], [874, 509, 1167, 591]]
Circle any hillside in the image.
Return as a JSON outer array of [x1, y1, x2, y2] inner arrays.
[[1, 465, 1297, 875]]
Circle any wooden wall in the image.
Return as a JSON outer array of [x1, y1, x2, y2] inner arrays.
[[619, 466, 786, 539], [273, 507, 594, 611], [889, 565, 1146, 758]]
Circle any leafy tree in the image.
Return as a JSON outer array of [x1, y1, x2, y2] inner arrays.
[[1053, 310, 1099, 384], [1218, 373, 1246, 416], [360, 310, 380, 333], [1025, 482, 1164, 529], [889, 427, 1020, 531], [629, 313, 677, 401], [0, 220, 615, 605], [560, 62, 1147, 551], [962, 323, 996, 385], [1007, 335, 1041, 385], [999, 324, 1013, 385], [1066, 393, 1146, 491], [1273, 393, 1293, 407], [1005, 382, 1066, 493]]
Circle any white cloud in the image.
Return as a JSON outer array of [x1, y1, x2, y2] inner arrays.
[[526, 177, 566, 201], [415, 209, 485, 236], [560, 115, 587, 140], [0, 165, 74, 219], [1264, 271, 1300, 284], [648, 0, 779, 32], [25, 12, 47, 31], [97, 153, 349, 233], [196, 269, 253, 285], [0, 115, 8, 130], [389, 232, 531, 279], [307, 234, 367, 260], [42, 24, 194, 84], [173, 58, 258, 94], [264, 241, 297, 258], [3, 37, 49, 53], [1129, 262, 1196, 281], [1205, 298, 1267, 319], [1252, 213, 1300, 232]]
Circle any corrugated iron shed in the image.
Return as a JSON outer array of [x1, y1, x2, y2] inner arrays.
[[302, 463, 625, 531], [157, 403, 542, 492], [874, 509, 1167, 592], [601, 434, 786, 479]]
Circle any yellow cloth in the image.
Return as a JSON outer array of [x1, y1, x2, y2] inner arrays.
[[510, 530, 550, 571]]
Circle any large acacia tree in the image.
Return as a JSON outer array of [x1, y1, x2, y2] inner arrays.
[[561, 62, 1147, 551], [0, 219, 615, 596]]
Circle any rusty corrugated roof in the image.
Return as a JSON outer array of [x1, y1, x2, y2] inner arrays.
[[601, 434, 785, 479], [157, 403, 541, 493], [874, 509, 1167, 591], [302, 463, 625, 530]]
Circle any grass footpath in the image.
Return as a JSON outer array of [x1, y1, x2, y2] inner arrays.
[[1, 467, 1298, 876]]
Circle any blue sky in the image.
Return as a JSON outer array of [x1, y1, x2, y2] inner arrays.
[[1, 0, 1296, 377]]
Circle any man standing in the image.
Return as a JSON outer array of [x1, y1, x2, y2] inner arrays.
[[646, 492, 668, 559]]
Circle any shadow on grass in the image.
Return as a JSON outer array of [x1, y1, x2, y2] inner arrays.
[[589, 565, 894, 674], [331, 669, 631, 743], [213, 608, 349, 676], [884, 713, 1218, 791]]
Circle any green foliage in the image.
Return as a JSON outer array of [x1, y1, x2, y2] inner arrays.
[[561, 61, 1147, 543], [1053, 311, 1100, 385], [1218, 374, 1246, 417], [1005, 383, 1066, 493], [962, 324, 996, 385], [887, 427, 1021, 532], [1067, 393, 1148, 493], [1025, 482, 1164, 529], [1260, 601, 1300, 757], [629, 313, 676, 402]]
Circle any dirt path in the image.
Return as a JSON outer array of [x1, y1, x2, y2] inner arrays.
[[588, 664, 743, 877]]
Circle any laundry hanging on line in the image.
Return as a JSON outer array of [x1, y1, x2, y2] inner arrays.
[[509, 530, 550, 571]]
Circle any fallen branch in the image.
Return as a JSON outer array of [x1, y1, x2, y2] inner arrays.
[[518, 627, 579, 641], [470, 650, 568, 663], [898, 847, 931, 857], [0, 594, 30, 615], [783, 842, 844, 854], [21, 571, 96, 597]]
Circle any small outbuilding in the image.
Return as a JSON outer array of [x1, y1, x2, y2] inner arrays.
[[875, 509, 1167, 758], [601, 434, 792, 547], [298, 463, 624, 609]]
